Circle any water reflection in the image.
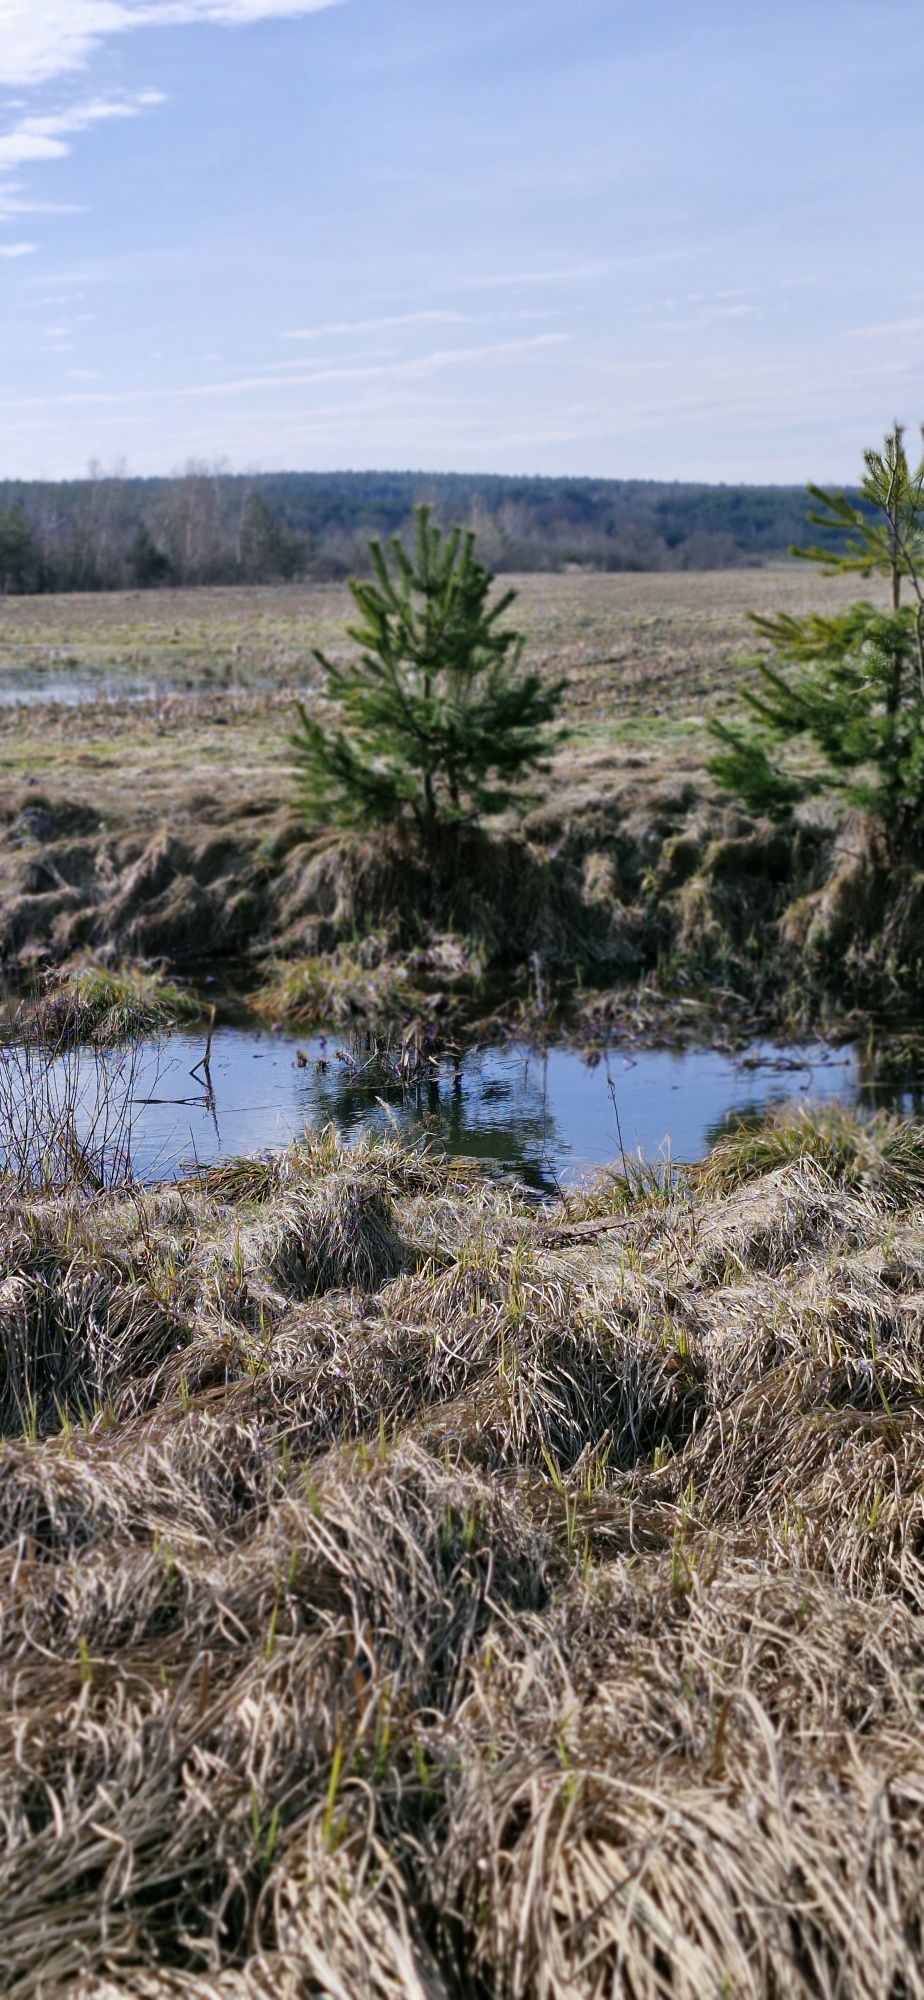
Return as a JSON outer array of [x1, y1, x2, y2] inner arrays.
[[5, 1022, 923, 1192], [856, 1046, 924, 1118], [0, 673, 189, 709], [307, 1041, 566, 1188]]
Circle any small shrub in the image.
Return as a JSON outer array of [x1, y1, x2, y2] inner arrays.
[[709, 425, 924, 851], [291, 505, 565, 842]]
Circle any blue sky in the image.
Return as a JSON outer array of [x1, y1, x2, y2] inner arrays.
[[0, 0, 921, 482]]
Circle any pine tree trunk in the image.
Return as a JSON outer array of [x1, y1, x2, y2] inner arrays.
[[422, 770, 437, 841]]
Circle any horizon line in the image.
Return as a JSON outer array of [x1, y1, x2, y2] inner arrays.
[[0, 464, 839, 492]]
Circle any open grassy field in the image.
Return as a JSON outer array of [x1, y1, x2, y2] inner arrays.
[[0, 565, 889, 822]]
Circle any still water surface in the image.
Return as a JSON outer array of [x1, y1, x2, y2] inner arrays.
[[14, 1023, 911, 1190], [0, 672, 174, 708]]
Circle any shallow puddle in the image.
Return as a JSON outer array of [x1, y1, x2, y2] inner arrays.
[[3, 1022, 918, 1190], [0, 672, 161, 708]]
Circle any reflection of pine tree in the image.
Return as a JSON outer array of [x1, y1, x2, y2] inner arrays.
[[304, 1045, 564, 1190], [710, 426, 924, 852]]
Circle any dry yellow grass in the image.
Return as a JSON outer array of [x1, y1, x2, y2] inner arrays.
[[2, 1109, 924, 1994]]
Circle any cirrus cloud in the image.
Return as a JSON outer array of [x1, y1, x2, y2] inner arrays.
[[0, 1, 341, 90], [0, 91, 166, 168]]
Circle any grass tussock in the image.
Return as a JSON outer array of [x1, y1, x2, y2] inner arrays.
[[253, 949, 413, 1029], [15, 958, 203, 1047], [4, 1104, 924, 1993], [260, 819, 614, 1029], [694, 1098, 924, 1203]]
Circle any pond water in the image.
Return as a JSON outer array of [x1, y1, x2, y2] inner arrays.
[[3, 1022, 917, 1191], [0, 673, 170, 708], [0, 669, 310, 707]]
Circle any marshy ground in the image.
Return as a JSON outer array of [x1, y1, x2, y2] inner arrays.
[[3, 1107, 924, 1995], [4, 569, 924, 1996], [0, 564, 881, 828], [0, 565, 899, 1035]]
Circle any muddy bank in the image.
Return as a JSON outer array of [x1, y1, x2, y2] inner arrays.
[[1, 779, 920, 1034]]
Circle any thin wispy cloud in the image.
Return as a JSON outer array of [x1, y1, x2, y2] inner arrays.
[[283, 310, 467, 341], [658, 301, 757, 333], [0, 239, 34, 255], [457, 262, 609, 291], [247, 348, 414, 374], [0, 195, 82, 217], [282, 307, 566, 343], [0, 332, 570, 412], [0, 2, 339, 269], [0, 2, 341, 89], [845, 317, 924, 340], [0, 91, 165, 169], [205, 332, 571, 398]]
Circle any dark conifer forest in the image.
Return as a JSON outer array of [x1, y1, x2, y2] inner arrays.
[[0, 466, 844, 592]]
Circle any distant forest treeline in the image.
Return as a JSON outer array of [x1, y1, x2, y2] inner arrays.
[[0, 467, 839, 593]]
